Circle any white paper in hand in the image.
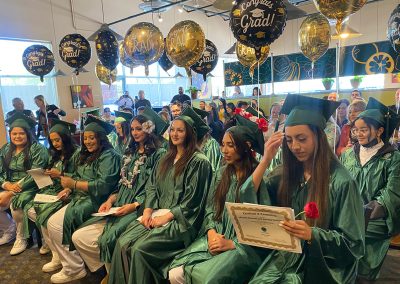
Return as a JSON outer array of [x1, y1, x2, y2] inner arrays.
[[34, 194, 60, 203], [91, 207, 122, 217], [137, 209, 171, 227], [27, 168, 53, 189]]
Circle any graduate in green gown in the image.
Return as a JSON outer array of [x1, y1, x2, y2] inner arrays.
[[168, 114, 272, 284], [72, 107, 168, 281], [340, 97, 400, 283], [45, 116, 121, 283], [193, 107, 222, 172], [108, 107, 213, 284], [0, 113, 48, 256], [250, 95, 365, 284], [114, 111, 133, 155]]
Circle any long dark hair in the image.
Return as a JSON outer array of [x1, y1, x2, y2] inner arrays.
[[117, 120, 130, 144], [214, 130, 258, 222], [79, 131, 113, 165], [157, 119, 198, 180], [126, 115, 160, 156], [278, 125, 335, 228], [48, 132, 77, 173], [3, 127, 36, 173]]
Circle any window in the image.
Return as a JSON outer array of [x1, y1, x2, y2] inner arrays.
[[0, 38, 58, 116]]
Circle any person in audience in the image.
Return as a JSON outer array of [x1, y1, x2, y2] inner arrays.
[[217, 100, 225, 123], [264, 102, 284, 142], [72, 108, 168, 283], [351, 89, 363, 102], [108, 108, 213, 284], [134, 90, 151, 111], [34, 95, 66, 139], [115, 91, 134, 110], [114, 111, 133, 156], [237, 101, 249, 109], [252, 86, 262, 96], [328, 92, 338, 101], [199, 101, 206, 111], [137, 106, 146, 115], [250, 95, 364, 283], [206, 103, 224, 143], [336, 100, 367, 156], [171, 101, 183, 119], [6, 97, 35, 120], [169, 114, 270, 284], [340, 98, 400, 283], [121, 107, 134, 115], [336, 99, 349, 129], [170, 87, 191, 104], [158, 111, 170, 124], [45, 116, 121, 283], [0, 113, 48, 254], [102, 107, 115, 124], [232, 86, 243, 97], [250, 99, 266, 117], [26, 120, 78, 261]]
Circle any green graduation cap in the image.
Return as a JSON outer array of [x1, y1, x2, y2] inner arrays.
[[81, 108, 100, 117], [49, 119, 76, 136], [142, 107, 169, 136], [114, 111, 133, 123], [229, 115, 264, 154], [357, 97, 400, 142], [179, 107, 210, 140], [6, 112, 36, 129], [245, 106, 267, 120], [281, 95, 340, 129], [84, 115, 115, 135], [193, 107, 209, 119]]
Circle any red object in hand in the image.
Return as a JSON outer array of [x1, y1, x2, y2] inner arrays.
[[234, 108, 243, 115], [256, 118, 268, 132], [304, 202, 319, 219]]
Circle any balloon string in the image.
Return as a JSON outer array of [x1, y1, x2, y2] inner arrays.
[[257, 60, 260, 119], [333, 39, 342, 155], [71, 73, 82, 146]]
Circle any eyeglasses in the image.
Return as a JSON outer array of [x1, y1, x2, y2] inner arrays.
[[351, 127, 369, 136]]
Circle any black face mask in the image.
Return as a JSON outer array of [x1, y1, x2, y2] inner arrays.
[[361, 138, 379, 148]]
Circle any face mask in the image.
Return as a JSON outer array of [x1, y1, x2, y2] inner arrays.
[[362, 138, 379, 148]]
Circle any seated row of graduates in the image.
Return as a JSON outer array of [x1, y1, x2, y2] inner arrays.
[[0, 94, 399, 284]]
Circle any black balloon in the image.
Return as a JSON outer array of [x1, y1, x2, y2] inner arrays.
[[388, 4, 400, 53], [59, 34, 91, 74], [230, 0, 287, 58], [190, 39, 218, 81], [22, 45, 55, 82], [158, 39, 174, 72], [95, 30, 119, 71]]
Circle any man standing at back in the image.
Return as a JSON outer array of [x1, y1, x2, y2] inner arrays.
[[6, 97, 35, 120], [135, 90, 151, 111], [170, 86, 191, 104]]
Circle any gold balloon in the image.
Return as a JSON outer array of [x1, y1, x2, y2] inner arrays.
[[124, 22, 164, 76], [313, 0, 367, 33], [119, 43, 139, 74], [298, 14, 330, 64], [95, 61, 117, 86], [166, 20, 205, 77], [236, 42, 270, 78]]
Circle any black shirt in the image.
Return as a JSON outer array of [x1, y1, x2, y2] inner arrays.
[[135, 99, 151, 109], [170, 94, 191, 104]]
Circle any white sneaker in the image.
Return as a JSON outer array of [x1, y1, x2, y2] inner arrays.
[[0, 231, 16, 245], [42, 254, 62, 273], [10, 239, 27, 255], [39, 242, 51, 255], [50, 268, 87, 283]]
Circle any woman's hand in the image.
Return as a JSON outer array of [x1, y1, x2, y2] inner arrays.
[[3, 182, 21, 193], [98, 200, 113, 213], [57, 188, 72, 201], [262, 131, 284, 165], [113, 203, 138, 217], [141, 208, 154, 229], [208, 235, 235, 255], [279, 220, 312, 241], [60, 176, 75, 189], [44, 168, 62, 179], [150, 212, 174, 228]]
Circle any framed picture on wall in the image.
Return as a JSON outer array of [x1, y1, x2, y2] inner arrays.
[[70, 85, 94, 109]]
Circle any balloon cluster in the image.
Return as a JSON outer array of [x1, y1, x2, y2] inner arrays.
[[22, 45, 55, 82]]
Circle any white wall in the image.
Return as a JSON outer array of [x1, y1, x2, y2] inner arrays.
[[0, 0, 398, 125]]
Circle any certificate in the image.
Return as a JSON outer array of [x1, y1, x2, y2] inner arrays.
[[92, 207, 122, 217], [226, 202, 302, 254], [27, 168, 53, 189], [34, 194, 60, 203]]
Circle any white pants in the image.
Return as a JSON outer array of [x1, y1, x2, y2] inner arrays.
[[27, 207, 37, 222], [169, 266, 185, 284], [47, 205, 85, 275], [0, 207, 15, 237], [10, 206, 24, 241], [72, 220, 106, 272]]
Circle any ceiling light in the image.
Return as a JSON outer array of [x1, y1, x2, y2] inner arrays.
[[158, 13, 163, 22], [178, 6, 183, 13]]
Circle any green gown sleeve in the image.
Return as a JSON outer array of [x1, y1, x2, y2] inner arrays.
[[240, 174, 271, 205], [20, 143, 49, 191], [0, 144, 7, 185], [87, 149, 121, 205], [202, 168, 224, 233], [202, 137, 222, 172], [170, 154, 213, 234], [375, 152, 400, 234]]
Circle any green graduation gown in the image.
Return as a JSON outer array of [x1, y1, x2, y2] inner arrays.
[[62, 148, 121, 248], [201, 137, 222, 172], [169, 166, 271, 284], [81, 147, 166, 263], [340, 144, 400, 280], [250, 160, 365, 284], [0, 142, 49, 238], [114, 136, 131, 156], [108, 152, 213, 284], [33, 148, 80, 229]]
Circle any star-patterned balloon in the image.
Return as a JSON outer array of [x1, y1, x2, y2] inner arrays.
[[95, 30, 119, 71]]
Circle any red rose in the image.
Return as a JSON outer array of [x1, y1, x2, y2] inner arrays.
[[244, 112, 252, 119], [234, 108, 243, 115], [304, 202, 319, 219], [257, 118, 268, 132]]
